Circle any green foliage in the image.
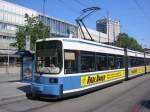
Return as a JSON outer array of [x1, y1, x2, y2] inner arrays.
[[115, 33, 143, 51], [15, 14, 51, 50]]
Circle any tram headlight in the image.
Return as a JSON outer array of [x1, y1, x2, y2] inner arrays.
[[49, 78, 58, 84]]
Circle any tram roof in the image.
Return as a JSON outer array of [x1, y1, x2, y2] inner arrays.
[[36, 37, 149, 58]]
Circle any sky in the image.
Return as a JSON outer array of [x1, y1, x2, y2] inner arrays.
[[7, 0, 150, 48]]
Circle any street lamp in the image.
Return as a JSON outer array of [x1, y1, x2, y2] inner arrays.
[[43, 0, 46, 39], [6, 43, 10, 74], [7, 42, 14, 74], [99, 31, 101, 43]]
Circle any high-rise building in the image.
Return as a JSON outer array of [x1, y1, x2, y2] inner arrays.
[[96, 18, 120, 43], [96, 19, 107, 34]]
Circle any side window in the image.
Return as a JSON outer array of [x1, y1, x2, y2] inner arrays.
[[147, 59, 150, 65], [64, 51, 77, 74], [96, 55, 107, 71], [129, 57, 133, 67], [129, 57, 142, 67], [135, 58, 139, 67], [108, 55, 115, 70], [81, 52, 95, 72], [115, 56, 124, 69], [140, 58, 144, 66]]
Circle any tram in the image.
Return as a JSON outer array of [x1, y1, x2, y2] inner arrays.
[[28, 37, 150, 99]]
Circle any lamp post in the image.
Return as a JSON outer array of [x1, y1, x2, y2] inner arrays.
[[26, 35, 30, 51], [43, 0, 46, 39], [7, 42, 14, 74], [6, 43, 10, 74]]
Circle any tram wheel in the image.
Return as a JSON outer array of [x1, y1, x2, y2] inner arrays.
[[26, 92, 38, 100]]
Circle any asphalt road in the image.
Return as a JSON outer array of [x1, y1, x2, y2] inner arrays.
[[1, 74, 150, 112]]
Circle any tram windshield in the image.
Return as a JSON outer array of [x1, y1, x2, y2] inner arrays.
[[36, 40, 62, 74]]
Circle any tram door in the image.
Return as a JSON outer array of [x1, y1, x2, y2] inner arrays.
[[21, 52, 35, 82]]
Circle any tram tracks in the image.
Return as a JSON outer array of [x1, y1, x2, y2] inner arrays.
[[0, 93, 59, 112], [0, 95, 26, 106]]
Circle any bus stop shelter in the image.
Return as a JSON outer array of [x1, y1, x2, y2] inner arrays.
[[16, 50, 35, 82]]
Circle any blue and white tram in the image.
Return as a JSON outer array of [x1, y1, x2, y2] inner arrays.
[[29, 38, 150, 99]]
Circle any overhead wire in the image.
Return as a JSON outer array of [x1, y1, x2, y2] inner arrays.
[[57, 0, 79, 14], [74, 0, 89, 8], [132, 0, 150, 47], [133, 0, 150, 24]]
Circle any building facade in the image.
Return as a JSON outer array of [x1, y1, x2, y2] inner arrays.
[[39, 15, 77, 38], [0, 0, 38, 64], [0, 0, 38, 44]]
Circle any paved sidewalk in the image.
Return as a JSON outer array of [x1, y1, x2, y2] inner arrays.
[[0, 66, 20, 75], [0, 74, 20, 83], [0, 73, 30, 101]]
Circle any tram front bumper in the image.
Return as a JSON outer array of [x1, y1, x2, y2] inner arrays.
[[31, 83, 63, 97]]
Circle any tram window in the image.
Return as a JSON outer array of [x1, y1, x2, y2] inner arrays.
[[36, 40, 62, 74], [81, 53, 95, 72], [133, 58, 137, 67], [142, 59, 144, 66], [141, 58, 144, 66], [64, 51, 78, 74], [146, 59, 148, 65], [96, 55, 107, 71], [115, 56, 124, 69], [128, 58, 132, 67], [129, 57, 134, 67], [135, 58, 143, 67], [147, 59, 150, 65], [108, 55, 115, 70], [137, 58, 143, 66], [148, 59, 150, 65], [128, 57, 144, 67], [128, 58, 131, 67], [135, 58, 139, 66]]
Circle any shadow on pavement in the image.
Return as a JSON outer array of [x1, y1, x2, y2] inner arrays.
[[141, 100, 150, 110], [17, 85, 31, 93], [8, 80, 21, 82]]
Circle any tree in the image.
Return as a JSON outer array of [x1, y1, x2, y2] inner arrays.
[[114, 33, 143, 51], [15, 14, 51, 50]]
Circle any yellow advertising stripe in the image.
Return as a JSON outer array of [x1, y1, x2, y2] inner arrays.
[[146, 66, 150, 72], [81, 71, 125, 87], [129, 67, 145, 75]]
